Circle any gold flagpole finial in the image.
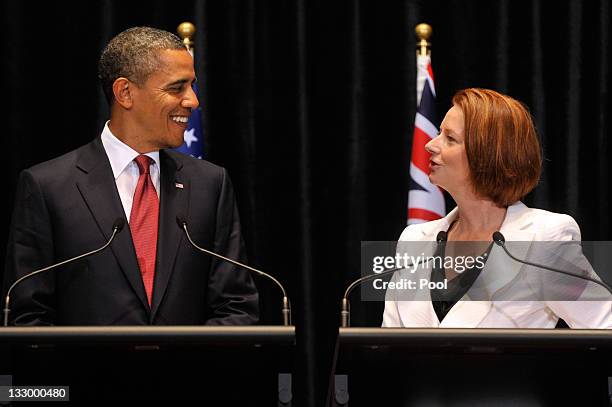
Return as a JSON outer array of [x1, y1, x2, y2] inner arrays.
[[415, 23, 432, 56], [177, 22, 196, 51]]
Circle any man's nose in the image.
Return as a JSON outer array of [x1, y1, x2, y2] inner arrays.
[[182, 85, 199, 110]]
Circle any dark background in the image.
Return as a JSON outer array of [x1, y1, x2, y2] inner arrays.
[[1, 0, 610, 405]]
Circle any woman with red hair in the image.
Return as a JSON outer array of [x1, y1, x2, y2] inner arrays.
[[383, 88, 611, 328]]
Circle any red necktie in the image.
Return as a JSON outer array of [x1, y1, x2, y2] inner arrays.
[[129, 155, 159, 306]]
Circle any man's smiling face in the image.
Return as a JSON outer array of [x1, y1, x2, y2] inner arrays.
[[129, 48, 199, 152]]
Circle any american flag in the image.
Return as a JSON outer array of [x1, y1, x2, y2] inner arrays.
[[407, 54, 445, 224], [174, 47, 204, 159]]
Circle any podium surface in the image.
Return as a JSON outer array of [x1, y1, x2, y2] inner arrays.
[[1, 326, 295, 405], [0, 325, 294, 343], [330, 328, 612, 406]]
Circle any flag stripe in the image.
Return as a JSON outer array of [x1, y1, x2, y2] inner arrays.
[[427, 64, 435, 84], [411, 127, 432, 175], [414, 112, 438, 139], [418, 78, 437, 124], [408, 207, 444, 222]]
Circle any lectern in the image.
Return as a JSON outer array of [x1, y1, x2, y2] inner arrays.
[[328, 328, 612, 406], [0, 326, 295, 405]]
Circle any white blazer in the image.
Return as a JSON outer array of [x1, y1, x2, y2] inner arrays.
[[382, 201, 612, 328]]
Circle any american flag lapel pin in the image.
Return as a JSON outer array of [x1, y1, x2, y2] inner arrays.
[[175, 182, 184, 189]]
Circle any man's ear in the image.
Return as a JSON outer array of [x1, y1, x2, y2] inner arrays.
[[112, 77, 134, 109]]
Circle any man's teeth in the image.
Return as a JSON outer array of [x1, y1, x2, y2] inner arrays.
[[171, 116, 189, 123]]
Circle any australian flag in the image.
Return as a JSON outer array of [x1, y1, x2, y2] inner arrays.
[[407, 54, 445, 224]]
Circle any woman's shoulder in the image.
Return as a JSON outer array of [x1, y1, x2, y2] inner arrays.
[[398, 203, 582, 242], [510, 202, 581, 240]]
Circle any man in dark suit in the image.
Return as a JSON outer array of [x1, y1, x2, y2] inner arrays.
[[2, 26, 259, 325]]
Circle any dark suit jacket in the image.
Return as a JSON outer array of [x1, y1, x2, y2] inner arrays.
[[3, 137, 259, 325]]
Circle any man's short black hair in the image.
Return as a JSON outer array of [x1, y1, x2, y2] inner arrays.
[[98, 26, 186, 105]]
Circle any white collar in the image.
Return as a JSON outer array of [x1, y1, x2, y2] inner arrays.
[[100, 121, 161, 179], [417, 201, 533, 238]]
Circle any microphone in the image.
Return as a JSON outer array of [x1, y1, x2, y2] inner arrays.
[[341, 234, 446, 327], [176, 215, 291, 326], [492, 231, 612, 296], [436, 231, 448, 243], [3, 218, 125, 327], [341, 266, 404, 328]]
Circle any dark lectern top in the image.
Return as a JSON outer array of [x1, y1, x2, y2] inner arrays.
[[338, 327, 612, 351], [0, 325, 295, 345]]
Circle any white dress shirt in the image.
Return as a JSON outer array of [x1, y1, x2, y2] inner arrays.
[[100, 121, 160, 222]]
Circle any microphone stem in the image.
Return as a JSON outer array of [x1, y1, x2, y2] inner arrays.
[[182, 224, 291, 326], [341, 298, 349, 328], [3, 226, 120, 327], [499, 243, 612, 296], [282, 297, 291, 326], [341, 267, 403, 328], [340, 255, 433, 327], [3, 301, 9, 327]]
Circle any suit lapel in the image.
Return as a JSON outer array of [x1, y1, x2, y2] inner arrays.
[[396, 239, 440, 327], [444, 202, 535, 327], [416, 202, 536, 327], [75, 138, 150, 311], [150, 151, 189, 320], [398, 300, 439, 327], [395, 211, 454, 327], [417, 207, 455, 240], [396, 265, 440, 327], [439, 301, 493, 327], [478, 202, 535, 299]]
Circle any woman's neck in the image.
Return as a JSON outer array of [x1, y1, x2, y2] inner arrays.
[[450, 196, 507, 241]]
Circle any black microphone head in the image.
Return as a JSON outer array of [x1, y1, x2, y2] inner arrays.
[[113, 218, 125, 232], [176, 214, 187, 228], [493, 231, 505, 246], [436, 231, 448, 243]]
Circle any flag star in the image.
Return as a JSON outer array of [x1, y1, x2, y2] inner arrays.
[[183, 128, 198, 148]]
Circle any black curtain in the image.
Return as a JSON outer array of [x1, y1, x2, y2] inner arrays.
[[2, 1, 610, 405]]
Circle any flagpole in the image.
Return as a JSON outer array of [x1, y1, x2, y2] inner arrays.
[[415, 23, 432, 57], [177, 22, 195, 52], [414, 23, 433, 108], [407, 22, 445, 224]]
